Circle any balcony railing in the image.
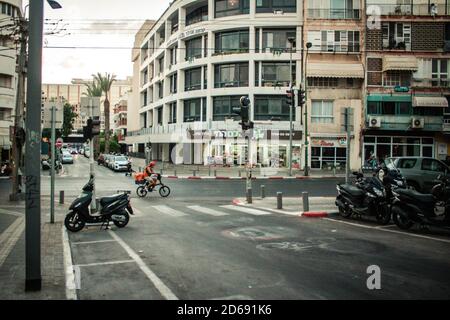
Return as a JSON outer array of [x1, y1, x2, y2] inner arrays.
[[308, 9, 361, 19], [412, 78, 450, 88], [443, 118, 450, 131], [367, 3, 450, 16]]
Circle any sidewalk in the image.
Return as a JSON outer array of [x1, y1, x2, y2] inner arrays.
[[130, 158, 346, 180], [0, 179, 69, 299], [232, 195, 339, 217]]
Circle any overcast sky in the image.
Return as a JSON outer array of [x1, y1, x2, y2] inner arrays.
[[23, 0, 172, 83]]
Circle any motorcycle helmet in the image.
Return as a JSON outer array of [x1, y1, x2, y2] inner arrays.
[[149, 160, 157, 167]]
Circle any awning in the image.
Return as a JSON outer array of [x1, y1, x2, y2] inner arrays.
[[412, 96, 449, 108], [383, 56, 418, 72], [307, 62, 364, 78]]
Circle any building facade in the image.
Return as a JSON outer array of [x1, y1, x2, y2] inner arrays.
[[0, 0, 22, 162], [364, 0, 450, 165], [42, 77, 132, 131], [113, 93, 129, 153]]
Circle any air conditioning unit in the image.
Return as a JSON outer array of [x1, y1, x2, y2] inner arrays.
[[411, 117, 424, 129], [368, 116, 381, 128]]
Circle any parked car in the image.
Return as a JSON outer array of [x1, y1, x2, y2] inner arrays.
[[61, 152, 74, 164], [104, 154, 113, 168], [70, 149, 78, 155], [111, 155, 129, 172], [388, 157, 449, 193]]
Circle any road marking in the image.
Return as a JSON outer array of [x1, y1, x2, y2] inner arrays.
[[323, 218, 450, 244], [108, 230, 179, 300], [187, 205, 229, 217], [75, 260, 134, 268], [0, 208, 23, 217], [152, 205, 187, 217], [72, 240, 117, 245], [0, 216, 24, 267], [221, 205, 272, 216], [62, 226, 77, 300]]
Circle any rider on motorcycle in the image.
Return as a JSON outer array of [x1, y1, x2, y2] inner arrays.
[[144, 161, 158, 191]]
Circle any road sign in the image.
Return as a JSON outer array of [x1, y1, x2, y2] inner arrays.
[[80, 96, 101, 120], [41, 102, 63, 129], [56, 138, 63, 148]]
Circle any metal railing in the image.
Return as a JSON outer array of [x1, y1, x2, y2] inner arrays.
[[412, 78, 450, 88], [308, 9, 361, 19], [367, 3, 450, 16]]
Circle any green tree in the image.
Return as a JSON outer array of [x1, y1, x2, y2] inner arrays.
[[93, 72, 116, 154], [62, 103, 77, 138]]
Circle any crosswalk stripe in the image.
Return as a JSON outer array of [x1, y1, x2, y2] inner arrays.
[[152, 205, 187, 217], [220, 205, 272, 216], [186, 205, 229, 217]]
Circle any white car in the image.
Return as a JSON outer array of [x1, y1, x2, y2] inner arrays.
[[112, 156, 129, 172], [61, 152, 74, 164]]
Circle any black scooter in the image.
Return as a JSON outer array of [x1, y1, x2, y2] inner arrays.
[[392, 174, 450, 230], [64, 176, 134, 232]]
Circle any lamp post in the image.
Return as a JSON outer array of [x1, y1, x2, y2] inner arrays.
[[303, 42, 312, 177], [288, 37, 295, 177], [25, 0, 62, 292]]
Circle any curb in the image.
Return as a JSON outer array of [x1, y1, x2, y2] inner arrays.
[[301, 211, 329, 218], [160, 175, 344, 180]]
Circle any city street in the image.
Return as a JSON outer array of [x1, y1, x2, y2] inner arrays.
[[39, 155, 450, 299]]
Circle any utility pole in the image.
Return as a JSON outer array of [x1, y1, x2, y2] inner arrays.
[[89, 99, 97, 213], [25, 0, 44, 291], [344, 107, 353, 184], [303, 42, 312, 176], [50, 106, 56, 223], [288, 37, 295, 177], [10, 17, 28, 201]]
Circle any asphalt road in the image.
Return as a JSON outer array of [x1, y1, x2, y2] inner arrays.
[[52, 155, 450, 300]]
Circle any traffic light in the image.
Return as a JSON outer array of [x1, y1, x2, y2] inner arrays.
[[286, 89, 294, 106], [91, 116, 101, 136], [232, 96, 254, 131], [298, 88, 306, 107], [83, 118, 93, 141]]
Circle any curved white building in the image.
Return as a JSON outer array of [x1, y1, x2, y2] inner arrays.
[[127, 0, 305, 168]]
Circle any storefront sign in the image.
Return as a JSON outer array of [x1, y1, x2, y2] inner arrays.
[[312, 140, 335, 147], [168, 27, 207, 46], [187, 129, 302, 141]]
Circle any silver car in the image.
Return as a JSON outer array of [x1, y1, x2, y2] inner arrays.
[[389, 157, 449, 193]]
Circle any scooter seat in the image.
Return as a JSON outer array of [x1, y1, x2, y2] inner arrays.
[[340, 184, 365, 197], [100, 194, 125, 206], [396, 188, 435, 203]]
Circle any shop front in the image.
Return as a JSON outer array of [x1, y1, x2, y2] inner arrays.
[[310, 137, 347, 170]]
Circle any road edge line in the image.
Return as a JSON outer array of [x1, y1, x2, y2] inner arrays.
[[62, 225, 78, 300]]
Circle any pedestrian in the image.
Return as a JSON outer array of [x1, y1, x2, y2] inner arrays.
[[430, 3, 437, 18]]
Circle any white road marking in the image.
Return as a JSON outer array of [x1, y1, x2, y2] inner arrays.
[[187, 205, 229, 217], [62, 226, 77, 300], [72, 240, 117, 245], [75, 260, 134, 267], [221, 205, 272, 216], [323, 218, 450, 244], [0, 208, 23, 217], [0, 216, 24, 267], [152, 205, 187, 217], [108, 230, 179, 300]]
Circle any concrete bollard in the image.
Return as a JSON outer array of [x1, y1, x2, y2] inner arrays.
[[59, 190, 64, 204], [302, 192, 309, 212], [277, 192, 283, 209], [247, 188, 252, 204], [174, 169, 177, 177], [261, 185, 265, 199], [208, 166, 211, 176], [214, 170, 217, 177], [193, 170, 196, 177], [238, 170, 241, 177]]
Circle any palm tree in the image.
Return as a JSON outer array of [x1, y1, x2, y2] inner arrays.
[[93, 72, 116, 154]]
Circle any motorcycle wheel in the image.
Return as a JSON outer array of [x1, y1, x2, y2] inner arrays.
[[159, 185, 171, 198], [392, 209, 414, 230], [375, 206, 391, 225], [64, 211, 85, 232], [136, 186, 147, 198], [113, 211, 130, 228]]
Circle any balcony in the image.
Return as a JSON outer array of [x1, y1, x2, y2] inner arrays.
[[366, 115, 444, 131], [367, 3, 450, 16], [412, 78, 450, 88], [443, 118, 450, 132], [308, 9, 361, 19]]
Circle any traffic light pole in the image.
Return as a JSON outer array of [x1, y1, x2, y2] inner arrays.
[[88, 99, 97, 212], [288, 40, 293, 177], [50, 106, 56, 224]]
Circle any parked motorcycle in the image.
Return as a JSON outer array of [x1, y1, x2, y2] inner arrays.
[[391, 172, 450, 230], [42, 158, 62, 171], [335, 161, 406, 225], [64, 176, 134, 232]]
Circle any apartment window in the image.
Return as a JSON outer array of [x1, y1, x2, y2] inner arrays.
[[258, 62, 295, 87], [308, 0, 360, 19], [170, 46, 177, 66], [169, 102, 177, 124], [142, 68, 148, 86], [308, 30, 360, 52], [308, 77, 339, 87], [367, 101, 413, 116], [203, 66, 207, 89], [260, 29, 296, 53], [213, 96, 242, 121], [149, 64, 154, 81], [185, 67, 202, 91], [158, 56, 165, 74], [0, 35, 12, 48], [185, 37, 202, 61], [256, 0, 296, 13], [204, 35, 208, 57], [383, 71, 411, 87], [184, 98, 202, 122], [141, 90, 148, 107], [1, 2, 17, 17], [382, 22, 411, 50], [0, 74, 12, 88], [157, 107, 163, 125], [367, 58, 383, 86], [0, 108, 11, 121], [311, 100, 333, 123], [432, 59, 449, 87], [215, 0, 249, 18], [254, 95, 292, 121], [158, 81, 164, 99], [186, 5, 208, 26], [214, 63, 249, 88], [170, 73, 178, 94], [215, 30, 249, 54]]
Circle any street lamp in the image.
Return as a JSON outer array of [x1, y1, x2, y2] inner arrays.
[[25, 0, 62, 292], [288, 36, 295, 177], [303, 42, 312, 177]]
